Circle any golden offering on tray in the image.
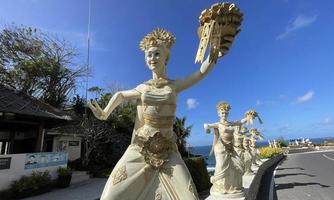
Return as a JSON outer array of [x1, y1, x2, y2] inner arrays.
[[195, 2, 243, 64]]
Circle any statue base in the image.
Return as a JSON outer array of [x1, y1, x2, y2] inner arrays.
[[205, 191, 245, 200]]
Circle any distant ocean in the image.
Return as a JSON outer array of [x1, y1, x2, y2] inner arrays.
[[191, 137, 334, 169]]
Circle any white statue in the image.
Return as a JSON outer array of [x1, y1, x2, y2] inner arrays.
[[203, 102, 259, 198], [249, 128, 264, 167], [233, 126, 247, 159], [273, 139, 278, 148], [242, 135, 253, 175], [234, 127, 254, 175], [88, 27, 237, 200]]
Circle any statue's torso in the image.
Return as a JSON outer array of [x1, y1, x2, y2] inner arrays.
[[218, 123, 235, 144], [133, 82, 178, 169]]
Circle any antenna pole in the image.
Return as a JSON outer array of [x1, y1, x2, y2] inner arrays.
[[85, 0, 92, 115]]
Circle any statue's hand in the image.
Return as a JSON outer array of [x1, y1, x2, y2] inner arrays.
[[87, 100, 106, 120], [204, 123, 211, 134]]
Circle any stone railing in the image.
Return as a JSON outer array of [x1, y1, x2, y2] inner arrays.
[[246, 153, 285, 200]]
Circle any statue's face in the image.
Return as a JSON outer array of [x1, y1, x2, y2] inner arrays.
[[218, 110, 229, 120], [145, 46, 168, 73]]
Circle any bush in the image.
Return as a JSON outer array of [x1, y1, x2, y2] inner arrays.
[[10, 171, 52, 199], [89, 168, 112, 178], [56, 167, 72, 188], [184, 156, 211, 193], [57, 166, 72, 176], [276, 137, 288, 147], [68, 158, 84, 170], [259, 147, 283, 159]]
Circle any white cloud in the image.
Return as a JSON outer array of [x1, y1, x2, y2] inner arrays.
[[255, 99, 276, 107], [277, 14, 318, 40], [186, 98, 199, 110], [296, 90, 314, 104], [321, 117, 334, 126]]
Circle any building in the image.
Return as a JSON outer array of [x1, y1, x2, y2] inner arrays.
[[0, 84, 81, 190]]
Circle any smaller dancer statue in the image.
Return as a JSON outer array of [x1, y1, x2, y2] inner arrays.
[[242, 135, 254, 175], [203, 102, 258, 198], [249, 128, 264, 166]]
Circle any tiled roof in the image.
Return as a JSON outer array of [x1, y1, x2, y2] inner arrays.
[[0, 84, 72, 121]]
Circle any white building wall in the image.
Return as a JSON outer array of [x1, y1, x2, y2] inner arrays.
[[52, 135, 81, 161], [0, 153, 67, 191]]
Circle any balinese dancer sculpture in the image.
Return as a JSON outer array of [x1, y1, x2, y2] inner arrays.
[[249, 128, 264, 166], [242, 135, 254, 175], [88, 2, 243, 199], [233, 126, 246, 159], [203, 102, 259, 198]]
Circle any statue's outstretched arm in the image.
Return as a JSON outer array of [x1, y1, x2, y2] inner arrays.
[[231, 117, 248, 126], [174, 55, 215, 92], [88, 89, 140, 120], [203, 122, 219, 134]]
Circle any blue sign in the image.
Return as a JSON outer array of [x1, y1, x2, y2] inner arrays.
[[24, 152, 68, 170]]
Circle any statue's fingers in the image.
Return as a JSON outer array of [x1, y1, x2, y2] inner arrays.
[[92, 100, 101, 109], [87, 101, 95, 110]]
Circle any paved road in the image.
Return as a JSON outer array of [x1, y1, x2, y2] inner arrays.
[[25, 178, 107, 200], [274, 150, 334, 200]]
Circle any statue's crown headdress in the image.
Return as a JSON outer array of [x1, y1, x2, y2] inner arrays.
[[245, 109, 263, 124], [250, 128, 264, 139], [216, 101, 231, 112], [250, 128, 258, 134], [139, 28, 176, 52]]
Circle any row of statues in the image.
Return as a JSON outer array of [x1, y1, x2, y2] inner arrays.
[[87, 2, 266, 200], [268, 139, 279, 148], [204, 101, 264, 198]]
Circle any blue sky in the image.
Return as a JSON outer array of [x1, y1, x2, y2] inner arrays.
[[1, 0, 334, 146]]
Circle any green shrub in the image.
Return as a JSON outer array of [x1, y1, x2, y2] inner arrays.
[[56, 167, 72, 188], [68, 158, 87, 171], [90, 168, 112, 178], [57, 166, 72, 176], [259, 147, 283, 159], [10, 171, 52, 199], [184, 156, 211, 193]]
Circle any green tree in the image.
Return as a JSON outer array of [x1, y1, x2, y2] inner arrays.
[[276, 136, 288, 147], [71, 86, 136, 172], [0, 25, 85, 108], [173, 116, 193, 157]]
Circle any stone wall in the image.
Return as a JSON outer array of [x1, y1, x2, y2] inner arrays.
[[246, 154, 285, 200]]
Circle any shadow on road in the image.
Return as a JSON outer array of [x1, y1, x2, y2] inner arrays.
[[275, 173, 316, 178], [275, 182, 330, 190]]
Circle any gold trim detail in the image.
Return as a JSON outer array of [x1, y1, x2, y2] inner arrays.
[[111, 165, 127, 185], [140, 132, 176, 169]]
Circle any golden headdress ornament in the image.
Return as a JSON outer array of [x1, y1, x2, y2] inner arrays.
[[245, 109, 263, 124], [216, 101, 231, 112], [250, 128, 264, 140], [139, 28, 176, 52]]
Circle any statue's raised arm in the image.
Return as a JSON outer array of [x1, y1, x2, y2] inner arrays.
[[175, 3, 243, 92], [87, 89, 140, 120]]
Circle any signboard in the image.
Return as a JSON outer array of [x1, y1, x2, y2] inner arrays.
[[24, 152, 68, 170], [69, 141, 79, 146], [0, 157, 11, 170]]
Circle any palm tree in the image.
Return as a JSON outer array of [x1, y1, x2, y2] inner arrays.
[[173, 116, 192, 157]]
